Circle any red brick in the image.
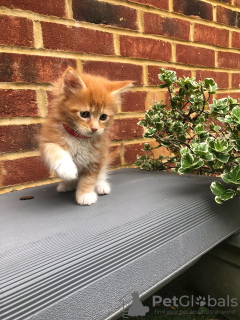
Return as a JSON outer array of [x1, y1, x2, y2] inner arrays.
[[72, 0, 137, 30], [173, 0, 213, 21], [232, 74, 240, 88], [218, 52, 240, 69], [195, 71, 229, 89], [148, 66, 191, 86], [125, 142, 171, 164], [0, 15, 33, 47], [0, 53, 76, 83], [0, 0, 66, 18], [217, 6, 239, 27], [194, 24, 229, 48], [144, 13, 190, 41], [110, 118, 143, 140], [146, 91, 170, 107], [121, 92, 147, 112], [232, 31, 240, 49], [0, 124, 40, 153], [2, 156, 50, 187], [216, 93, 240, 101], [108, 145, 121, 167], [124, 143, 145, 164], [41, 22, 114, 56], [127, 0, 168, 10], [83, 61, 143, 85], [176, 44, 215, 67], [0, 90, 37, 118], [120, 35, 172, 62]]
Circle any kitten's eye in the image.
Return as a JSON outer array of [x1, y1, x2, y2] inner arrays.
[[99, 114, 108, 121], [80, 111, 90, 118]]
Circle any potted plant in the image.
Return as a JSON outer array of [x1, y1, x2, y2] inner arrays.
[[136, 68, 240, 204]]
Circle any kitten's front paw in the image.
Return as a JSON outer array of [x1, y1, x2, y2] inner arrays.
[[95, 182, 111, 195], [76, 192, 97, 205], [57, 180, 77, 192], [56, 160, 78, 181]]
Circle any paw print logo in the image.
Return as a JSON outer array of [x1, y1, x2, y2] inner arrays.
[[195, 296, 206, 307]]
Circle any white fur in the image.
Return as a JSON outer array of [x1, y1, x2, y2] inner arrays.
[[41, 143, 78, 181], [95, 169, 111, 195], [76, 192, 98, 205], [60, 126, 99, 171]]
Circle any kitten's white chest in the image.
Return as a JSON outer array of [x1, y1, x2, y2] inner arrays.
[[68, 137, 98, 169]]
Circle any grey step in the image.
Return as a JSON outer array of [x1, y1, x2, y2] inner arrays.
[[1, 168, 240, 320]]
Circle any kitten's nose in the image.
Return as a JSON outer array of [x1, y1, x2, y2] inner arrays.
[[91, 127, 98, 132]]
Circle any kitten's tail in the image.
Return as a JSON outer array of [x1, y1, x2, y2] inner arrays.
[[108, 141, 124, 165]]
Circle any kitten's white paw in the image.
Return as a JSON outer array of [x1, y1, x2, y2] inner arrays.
[[76, 192, 97, 205], [56, 160, 78, 181], [95, 182, 111, 195], [57, 181, 77, 192]]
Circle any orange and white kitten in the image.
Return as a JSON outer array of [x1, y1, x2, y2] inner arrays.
[[39, 68, 132, 205]]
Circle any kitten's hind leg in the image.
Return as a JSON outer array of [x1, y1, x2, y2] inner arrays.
[[57, 180, 78, 192], [95, 170, 111, 195]]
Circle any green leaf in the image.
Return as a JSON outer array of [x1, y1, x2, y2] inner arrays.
[[144, 143, 150, 150], [237, 188, 240, 196], [159, 84, 167, 88], [194, 124, 205, 135], [215, 153, 230, 163], [232, 107, 240, 123], [193, 143, 208, 156], [231, 165, 240, 181], [218, 189, 235, 201], [200, 153, 214, 161], [221, 165, 240, 186], [181, 152, 194, 168], [215, 196, 224, 204], [204, 78, 215, 87], [210, 181, 227, 196], [221, 173, 233, 184], [215, 140, 228, 152]]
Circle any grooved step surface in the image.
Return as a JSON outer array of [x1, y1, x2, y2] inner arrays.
[[1, 169, 240, 320]]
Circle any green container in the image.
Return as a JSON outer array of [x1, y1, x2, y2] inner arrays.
[[187, 232, 240, 320]]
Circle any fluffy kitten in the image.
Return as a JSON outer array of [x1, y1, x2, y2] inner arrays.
[[39, 68, 132, 205]]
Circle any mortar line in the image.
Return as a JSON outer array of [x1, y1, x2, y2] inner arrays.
[[2, 45, 240, 74], [1, 5, 240, 34], [0, 150, 40, 161], [0, 118, 45, 126], [113, 33, 120, 56], [65, 0, 73, 19], [33, 21, 43, 49], [36, 89, 48, 118], [0, 178, 61, 195], [137, 9, 144, 33], [76, 60, 83, 73]]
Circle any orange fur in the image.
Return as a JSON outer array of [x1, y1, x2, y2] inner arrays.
[[39, 67, 132, 205]]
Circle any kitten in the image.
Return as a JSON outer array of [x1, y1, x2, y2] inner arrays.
[[39, 67, 132, 205]]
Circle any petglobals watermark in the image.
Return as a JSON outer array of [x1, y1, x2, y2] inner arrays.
[[152, 295, 238, 308]]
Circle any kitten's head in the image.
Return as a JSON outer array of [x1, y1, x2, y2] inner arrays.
[[53, 68, 133, 138]]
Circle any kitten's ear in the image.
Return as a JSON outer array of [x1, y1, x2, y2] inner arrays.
[[62, 68, 86, 93], [109, 80, 133, 96]]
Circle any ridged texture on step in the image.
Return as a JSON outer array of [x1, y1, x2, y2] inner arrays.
[[1, 169, 240, 320]]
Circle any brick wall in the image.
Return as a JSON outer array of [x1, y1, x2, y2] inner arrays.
[[0, 0, 240, 193]]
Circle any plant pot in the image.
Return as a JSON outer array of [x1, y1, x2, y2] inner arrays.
[[187, 231, 240, 320]]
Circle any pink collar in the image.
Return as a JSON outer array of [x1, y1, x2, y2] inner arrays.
[[62, 123, 91, 139]]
